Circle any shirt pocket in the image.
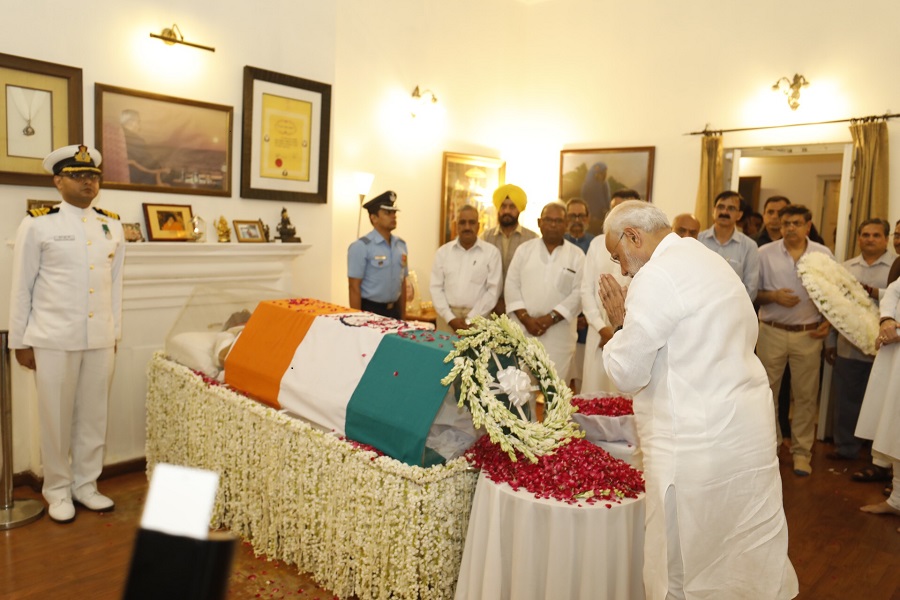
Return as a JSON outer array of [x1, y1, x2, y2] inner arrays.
[[555, 266, 577, 295], [469, 262, 489, 286], [369, 255, 389, 268]]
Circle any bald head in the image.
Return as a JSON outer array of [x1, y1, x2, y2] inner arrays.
[[672, 214, 701, 239]]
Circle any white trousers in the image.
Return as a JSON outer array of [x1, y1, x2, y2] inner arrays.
[[33, 347, 115, 503]]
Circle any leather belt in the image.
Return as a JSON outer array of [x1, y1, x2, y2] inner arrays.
[[761, 320, 820, 332]]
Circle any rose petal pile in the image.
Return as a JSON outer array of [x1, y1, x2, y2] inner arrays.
[[571, 394, 634, 417], [465, 435, 644, 506]]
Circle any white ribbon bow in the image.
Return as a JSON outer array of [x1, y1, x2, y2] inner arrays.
[[488, 352, 539, 420]]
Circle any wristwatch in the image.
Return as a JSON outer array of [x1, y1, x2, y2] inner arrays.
[[550, 311, 561, 323]]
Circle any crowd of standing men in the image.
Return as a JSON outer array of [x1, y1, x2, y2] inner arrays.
[[347, 182, 900, 597]]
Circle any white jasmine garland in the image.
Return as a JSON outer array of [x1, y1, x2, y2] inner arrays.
[[441, 314, 583, 463], [147, 353, 478, 600], [797, 252, 880, 355]]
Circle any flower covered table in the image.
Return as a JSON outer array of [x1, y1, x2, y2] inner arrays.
[[454, 472, 646, 600], [146, 353, 478, 600]]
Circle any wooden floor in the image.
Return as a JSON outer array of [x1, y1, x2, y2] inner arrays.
[[1, 444, 899, 599]]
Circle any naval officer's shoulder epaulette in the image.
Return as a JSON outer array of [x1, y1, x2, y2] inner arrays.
[[27, 206, 60, 218], [93, 207, 120, 220]]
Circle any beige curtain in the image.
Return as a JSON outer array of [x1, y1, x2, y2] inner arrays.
[[847, 119, 889, 256], [694, 133, 723, 230]]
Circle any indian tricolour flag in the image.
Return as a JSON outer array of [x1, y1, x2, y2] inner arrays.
[[225, 298, 461, 466]]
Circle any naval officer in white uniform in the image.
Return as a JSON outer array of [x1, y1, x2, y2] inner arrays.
[[9, 144, 125, 523]]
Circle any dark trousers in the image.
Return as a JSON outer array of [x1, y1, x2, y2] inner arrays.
[[361, 298, 401, 319], [832, 356, 873, 458]]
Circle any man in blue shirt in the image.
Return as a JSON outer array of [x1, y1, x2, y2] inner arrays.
[[698, 191, 760, 301], [348, 191, 408, 319]]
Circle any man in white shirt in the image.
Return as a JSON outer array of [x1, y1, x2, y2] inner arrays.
[[430, 205, 502, 332], [698, 191, 760, 301], [598, 200, 797, 600], [506, 202, 584, 382], [580, 189, 641, 394], [757, 204, 833, 476], [824, 218, 893, 460]]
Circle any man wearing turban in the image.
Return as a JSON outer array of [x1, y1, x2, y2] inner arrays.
[[481, 184, 537, 314]]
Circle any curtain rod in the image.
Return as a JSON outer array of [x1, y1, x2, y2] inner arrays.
[[685, 112, 897, 136]]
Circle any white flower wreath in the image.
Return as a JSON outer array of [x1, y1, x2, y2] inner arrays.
[[797, 252, 879, 355], [441, 314, 583, 463]]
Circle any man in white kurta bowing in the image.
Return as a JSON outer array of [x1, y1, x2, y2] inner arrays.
[[506, 202, 584, 382], [598, 201, 798, 600], [580, 188, 643, 394]]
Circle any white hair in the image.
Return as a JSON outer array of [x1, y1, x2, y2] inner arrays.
[[603, 200, 670, 236]]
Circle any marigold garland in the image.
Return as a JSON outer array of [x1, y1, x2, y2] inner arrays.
[[797, 252, 879, 355], [441, 314, 583, 463]]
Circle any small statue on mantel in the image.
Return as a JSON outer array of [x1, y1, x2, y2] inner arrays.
[[277, 207, 301, 243], [263, 222, 271, 242], [216, 215, 231, 243]]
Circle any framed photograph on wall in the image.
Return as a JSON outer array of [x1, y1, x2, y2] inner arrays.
[[142, 203, 193, 241], [0, 52, 83, 187], [95, 84, 233, 196], [233, 219, 266, 243], [240, 66, 332, 203], [559, 146, 655, 235], [440, 152, 506, 245]]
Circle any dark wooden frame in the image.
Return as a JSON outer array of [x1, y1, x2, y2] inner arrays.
[[240, 66, 331, 203], [142, 202, 194, 242], [0, 52, 83, 187], [95, 84, 233, 196]]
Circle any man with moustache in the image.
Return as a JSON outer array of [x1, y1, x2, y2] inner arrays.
[[598, 200, 798, 600], [506, 202, 584, 381], [580, 188, 642, 394], [9, 144, 125, 523], [430, 205, 502, 332], [757, 204, 833, 476], [348, 191, 407, 319], [672, 213, 701, 239], [698, 191, 759, 301], [482, 184, 538, 314], [824, 219, 893, 460]]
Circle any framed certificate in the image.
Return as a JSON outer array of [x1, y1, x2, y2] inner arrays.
[[0, 52, 83, 187], [240, 66, 332, 203]]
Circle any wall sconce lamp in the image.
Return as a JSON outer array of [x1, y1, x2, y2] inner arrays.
[[353, 171, 375, 237], [771, 73, 809, 110], [150, 23, 216, 53], [411, 85, 438, 118]]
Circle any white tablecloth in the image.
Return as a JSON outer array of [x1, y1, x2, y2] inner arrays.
[[455, 472, 646, 600]]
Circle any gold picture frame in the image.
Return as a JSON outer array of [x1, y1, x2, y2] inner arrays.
[[0, 52, 83, 187], [233, 219, 266, 243], [142, 203, 193, 241], [439, 152, 506, 245]]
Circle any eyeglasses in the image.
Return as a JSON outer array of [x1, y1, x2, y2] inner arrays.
[[567, 213, 588, 220], [781, 219, 807, 229], [62, 172, 101, 182], [609, 232, 626, 264]]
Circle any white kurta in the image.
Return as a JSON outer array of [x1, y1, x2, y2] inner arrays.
[[580, 233, 631, 394], [429, 238, 502, 323], [856, 278, 900, 461], [603, 233, 798, 600], [505, 238, 584, 382]]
